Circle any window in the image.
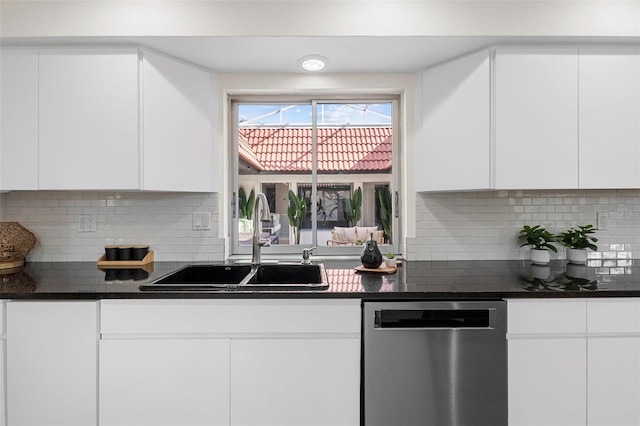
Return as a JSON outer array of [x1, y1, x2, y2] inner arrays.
[[231, 97, 399, 256]]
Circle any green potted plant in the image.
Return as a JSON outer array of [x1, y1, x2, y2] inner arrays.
[[377, 186, 392, 243], [558, 224, 598, 265], [238, 187, 255, 220], [519, 225, 558, 265], [344, 187, 362, 227], [287, 190, 307, 245], [383, 252, 396, 268]]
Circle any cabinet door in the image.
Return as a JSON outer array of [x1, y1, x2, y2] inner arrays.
[[0, 302, 5, 426], [142, 51, 215, 191], [579, 48, 640, 189], [100, 339, 230, 426], [587, 298, 640, 425], [38, 48, 139, 190], [231, 338, 360, 426], [495, 48, 579, 189], [0, 48, 38, 190], [588, 338, 640, 426], [416, 49, 491, 191], [509, 338, 587, 426], [6, 301, 98, 426]]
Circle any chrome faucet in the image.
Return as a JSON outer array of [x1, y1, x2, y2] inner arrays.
[[252, 192, 271, 265], [302, 247, 316, 264]]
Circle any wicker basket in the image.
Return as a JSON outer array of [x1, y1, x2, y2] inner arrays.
[[0, 222, 36, 268], [0, 268, 36, 293]]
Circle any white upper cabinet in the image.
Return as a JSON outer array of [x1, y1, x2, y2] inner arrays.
[[0, 48, 39, 190], [578, 48, 640, 189], [142, 51, 215, 192], [416, 50, 491, 191], [494, 48, 579, 189], [1, 47, 215, 192], [38, 48, 140, 190]]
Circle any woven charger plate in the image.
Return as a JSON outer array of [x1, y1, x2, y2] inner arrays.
[[0, 222, 36, 269]]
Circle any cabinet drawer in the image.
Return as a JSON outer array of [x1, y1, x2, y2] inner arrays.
[[101, 299, 361, 336], [507, 299, 586, 335], [587, 298, 640, 334]]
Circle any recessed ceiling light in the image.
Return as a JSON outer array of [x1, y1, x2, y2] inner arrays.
[[298, 54, 328, 72]]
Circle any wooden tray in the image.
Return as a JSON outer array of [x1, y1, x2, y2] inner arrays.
[[355, 264, 397, 274], [97, 250, 154, 268]]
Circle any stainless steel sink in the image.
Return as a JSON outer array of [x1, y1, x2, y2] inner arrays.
[[139, 263, 329, 291]]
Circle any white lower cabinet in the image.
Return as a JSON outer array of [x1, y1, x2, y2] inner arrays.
[[5, 301, 98, 426], [0, 301, 5, 426], [508, 298, 640, 426], [99, 339, 230, 426], [586, 298, 640, 426], [99, 299, 361, 426], [509, 337, 587, 426], [508, 299, 587, 426], [230, 338, 360, 426], [588, 338, 640, 426]]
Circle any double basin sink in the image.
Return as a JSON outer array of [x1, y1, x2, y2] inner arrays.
[[139, 263, 329, 292]]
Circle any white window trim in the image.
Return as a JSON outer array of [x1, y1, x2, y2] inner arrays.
[[227, 94, 402, 259]]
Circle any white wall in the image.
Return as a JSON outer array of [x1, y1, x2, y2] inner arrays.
[[2, 191, 223, 262], [1, 1, 638, 37]]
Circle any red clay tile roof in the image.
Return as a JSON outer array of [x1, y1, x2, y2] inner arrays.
[[238, 132, 264, 171], [239, 127, 392, 172]]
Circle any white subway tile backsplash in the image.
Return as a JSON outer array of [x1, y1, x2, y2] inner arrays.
[[3, 191, 224, 262], [5, 188, 640, 263], [410, 189, 640, 261]]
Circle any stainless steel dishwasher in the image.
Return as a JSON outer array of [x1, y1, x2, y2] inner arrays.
[[363, 300, 507, 426]]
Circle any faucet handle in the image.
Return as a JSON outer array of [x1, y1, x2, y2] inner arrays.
[[302, 247, 317, 264], [259, 238, 271, 247]]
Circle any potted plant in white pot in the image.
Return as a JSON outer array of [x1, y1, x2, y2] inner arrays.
[[519, 225, 558, 265], [383, 252, 397, 268], [558, 224, 598, 265]]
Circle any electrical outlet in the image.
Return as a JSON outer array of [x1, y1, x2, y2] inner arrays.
[[193, 212, 212, 230], [596, 211, 608, 231], [78, 215, 97, 233]]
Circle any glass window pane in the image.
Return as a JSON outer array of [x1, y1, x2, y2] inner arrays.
[[317, 103, 393, 248], [237, 104, 312, 247], [234, 100, 394, 254]]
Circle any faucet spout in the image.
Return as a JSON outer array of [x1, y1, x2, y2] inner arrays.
[[252, 192, 271, 265]]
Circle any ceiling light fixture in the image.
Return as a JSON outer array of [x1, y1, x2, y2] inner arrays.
[[298, 54, 328, 72]]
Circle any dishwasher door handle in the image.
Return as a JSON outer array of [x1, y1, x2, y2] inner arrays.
[[374, 308, 494, 330]]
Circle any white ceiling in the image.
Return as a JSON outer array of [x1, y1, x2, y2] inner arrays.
[[5, 35, 638, 73]]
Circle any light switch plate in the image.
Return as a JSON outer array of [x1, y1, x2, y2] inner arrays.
[[193, 212, 212, 230], [78, 215, 97, 232]]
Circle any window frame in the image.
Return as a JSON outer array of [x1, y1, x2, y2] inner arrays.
[[229, 94, 401, 258]]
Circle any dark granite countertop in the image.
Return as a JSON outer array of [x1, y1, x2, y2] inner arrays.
[[1, 259, 640, 300]]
